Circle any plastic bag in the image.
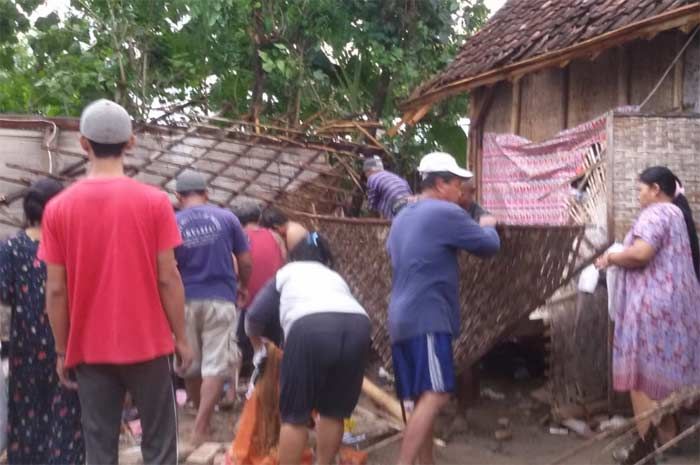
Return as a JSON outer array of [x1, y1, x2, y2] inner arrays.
[[606, 243, 625, 321], [577, 264, 599, 294]]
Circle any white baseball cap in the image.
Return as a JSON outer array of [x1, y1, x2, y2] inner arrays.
[[417, 151, 473, 179], [80, 99, 132, 144]]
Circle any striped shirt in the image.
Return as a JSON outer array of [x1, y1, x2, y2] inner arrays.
[[366, 171, 413, 219]]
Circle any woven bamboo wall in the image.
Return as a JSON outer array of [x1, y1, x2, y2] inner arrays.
[[549, 284, 609, 406], [295, 214, 584, 371], [608, 114, 700, 241]]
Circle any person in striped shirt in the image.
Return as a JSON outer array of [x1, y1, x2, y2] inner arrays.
[[363, 157, 413, 219]]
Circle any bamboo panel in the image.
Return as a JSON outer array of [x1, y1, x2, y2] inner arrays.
[[609, 114, 700, 241], [294, 215, 584, 371]]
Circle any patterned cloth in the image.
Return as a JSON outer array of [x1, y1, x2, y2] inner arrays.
[[481, 116, 606, 225], [612, 203, 700, 400], [0, 231, 84, 465], [366, 171, 413, 219]]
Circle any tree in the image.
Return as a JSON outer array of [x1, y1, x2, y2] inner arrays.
[[0, 0, 489, 173]]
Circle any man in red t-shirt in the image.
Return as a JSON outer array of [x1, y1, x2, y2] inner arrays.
[[40, 99, 193, 465], [230, 201, 286, 374]]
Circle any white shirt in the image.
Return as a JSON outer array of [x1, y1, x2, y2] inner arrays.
[[276, 261, 367, 337]]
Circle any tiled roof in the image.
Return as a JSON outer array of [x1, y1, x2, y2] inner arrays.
[[408, 0, 697, 106]]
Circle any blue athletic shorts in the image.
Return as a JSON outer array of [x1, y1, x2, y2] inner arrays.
[[391, 332, 455, 401]]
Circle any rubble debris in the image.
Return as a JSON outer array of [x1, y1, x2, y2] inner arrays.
[[549, 426, 569, 436], [562, 418, 593, 438], [187, 442, 223, 465], [598, 415, 628, 432], [480, 388, 506, 401], [120, 446, 142, 465], [212, 453, 226, 465], [530, 387, 552, 405], [342, 432, 367, 445], [444, 414, 469, 440], [494, 429, 513, 441], [378, 367, 395, 383]]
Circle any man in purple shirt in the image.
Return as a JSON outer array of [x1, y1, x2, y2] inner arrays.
[[364, 157, 413, 219], [174, 170, 252, 446]]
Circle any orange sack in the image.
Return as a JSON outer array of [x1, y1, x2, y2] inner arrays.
[[225, 343, 367, 465]]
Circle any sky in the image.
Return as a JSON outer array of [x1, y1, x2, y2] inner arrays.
[[485, 0, 507, 15]]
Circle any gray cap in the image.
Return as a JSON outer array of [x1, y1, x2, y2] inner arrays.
[[80, 99, 132, 144], [363, 156, 384, 172], [175, 170, 207, 193]]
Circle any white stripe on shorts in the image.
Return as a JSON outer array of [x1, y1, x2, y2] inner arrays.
[[426, 334, 444, 392]]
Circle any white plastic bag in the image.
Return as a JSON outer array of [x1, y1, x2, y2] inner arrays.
[[606, 243, 625, 321], [577, 264, 600, 294]]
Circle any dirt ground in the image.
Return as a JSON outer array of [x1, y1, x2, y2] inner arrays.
[[365, 371, 700, 465], [164, 377, 699, 465]]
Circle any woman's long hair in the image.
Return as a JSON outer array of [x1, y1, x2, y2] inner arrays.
[[639, 166, 699, 280]]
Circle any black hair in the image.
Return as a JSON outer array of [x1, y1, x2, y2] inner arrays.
[[23, 178, 64, 227], [420, 171, 459, 192], [259, 206, 288, 228], [231, 201, 262, 226], [177, 190, 206, 198], [87, 139, 128, 158], [639, 166, 700, 280], [288, 231, 334, 269]]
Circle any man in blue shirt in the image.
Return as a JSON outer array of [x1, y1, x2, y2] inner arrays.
[[174, 171, 252, 447], [387, 152, 500, 465]]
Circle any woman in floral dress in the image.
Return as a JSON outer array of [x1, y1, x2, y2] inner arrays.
[[597, 166, 700, 464], [0, 178, 84, 465]]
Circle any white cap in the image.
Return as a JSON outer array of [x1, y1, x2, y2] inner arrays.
[[417, 151, 473, 179], [80, 99, 132, 144]]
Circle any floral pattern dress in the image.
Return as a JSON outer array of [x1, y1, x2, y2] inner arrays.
[[612, 202, 700, 400], [0, 231, 85, 465]]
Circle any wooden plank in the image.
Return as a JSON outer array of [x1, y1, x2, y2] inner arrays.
[[467, 90, 480, 171], [519, 68, 566, 141], [629, 30, 678, 111], [482, 81, 512, 134], [567, 48, 619, 127], [468, 86, 495, 202], [562, 66, 570, 130], [187, 443, 223, 465], [682, 29, 700, 112], [617, 47, 630, 106], [510, 79, 521, 135], [673, 33, 686, 109]]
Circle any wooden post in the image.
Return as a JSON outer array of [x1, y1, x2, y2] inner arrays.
[[510, 78, 521, 135], [673, 33, 686, 110], [617, 47, 630, 106], [467, 91, 480, 172], [468, 87, 495, 203], [561, 67, 570, 130], [361, 377, 403, 423]]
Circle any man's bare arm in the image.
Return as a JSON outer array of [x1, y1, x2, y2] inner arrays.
[[46, 264, 77, 389], [235, 251, 253, 288], [46, 264, 69, 354], [157, 248, 192, 373]]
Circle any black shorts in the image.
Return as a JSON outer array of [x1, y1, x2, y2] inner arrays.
[[280, 312, 371, 424]]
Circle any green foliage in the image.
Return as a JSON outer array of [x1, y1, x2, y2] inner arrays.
[[0, 0, 490, 175]]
